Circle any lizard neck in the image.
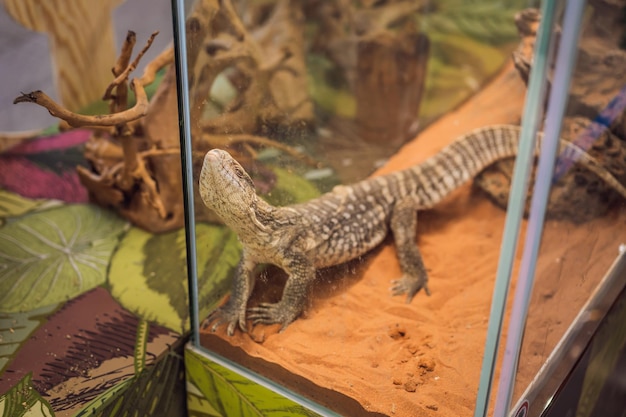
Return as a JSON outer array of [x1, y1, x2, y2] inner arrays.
[[253, 198, 281, 227], [230, 197, 298, 246]]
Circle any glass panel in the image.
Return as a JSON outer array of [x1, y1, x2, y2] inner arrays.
[[171, 1, 578, 416], [498, 2, 626, 416]]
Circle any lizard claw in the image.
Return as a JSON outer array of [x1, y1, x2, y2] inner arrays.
[[248, 302, 300, 332], [391, 274, 430, 303], [202, 304, 247, 336]]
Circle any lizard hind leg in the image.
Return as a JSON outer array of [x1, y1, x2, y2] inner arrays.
[[389, 198, 431, 302]]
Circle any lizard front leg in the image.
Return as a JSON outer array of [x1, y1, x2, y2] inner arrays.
[[202, 252, 256, 336], [389, 198, 431, 302], [248, 252, 315, 332]]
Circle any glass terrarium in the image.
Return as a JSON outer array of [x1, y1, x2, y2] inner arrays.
[[172, 1, 626, 417], [3, 0, 622, 416]]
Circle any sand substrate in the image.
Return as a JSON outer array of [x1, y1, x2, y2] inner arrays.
[[200, 64, 626, 416]]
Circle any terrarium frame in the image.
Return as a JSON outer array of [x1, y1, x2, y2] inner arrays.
[[172, 1, 626, 416]]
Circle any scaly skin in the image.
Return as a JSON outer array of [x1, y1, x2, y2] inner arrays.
[[199, 125, 626, 335]]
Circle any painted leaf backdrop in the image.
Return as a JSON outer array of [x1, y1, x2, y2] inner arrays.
[[0, 204, 128, 313], [0, 303, 59, 373], [109, 223, 240, 334], [423, 0, 532, 45], [0, 373, 53, 417], [72, 378, 134, 417], [0, 189, 45, 220], [186, 349, 321, 417], [263, 166, 322, 206], [418, 0, 531, 122], [187, 381, 222, 417], [74, 344, 186, 417], [0, 130, 90, 203]]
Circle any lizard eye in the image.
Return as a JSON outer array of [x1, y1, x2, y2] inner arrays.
[[234, 167, 246, 179], [233, 165, 255, 188]]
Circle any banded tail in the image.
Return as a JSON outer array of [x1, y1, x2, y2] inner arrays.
[[386, 125, 626, 209]]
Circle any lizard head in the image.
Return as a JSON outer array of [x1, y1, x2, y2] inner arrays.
[[199, 149, 262, 226]]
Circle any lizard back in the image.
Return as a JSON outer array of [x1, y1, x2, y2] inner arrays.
[[290, 125, 524, 266]]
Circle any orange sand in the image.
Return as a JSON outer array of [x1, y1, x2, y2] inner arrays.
[[200, 63, 626, 416]]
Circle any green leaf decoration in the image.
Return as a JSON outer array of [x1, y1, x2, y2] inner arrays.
[[420, 33, 506, 121], [416, 0, 532, 122], [0, 303, 59, 373], [73, 376, 134, 417], [185, 348, 321, 417], [134, 319, 149, 374], [422, 1, 528, 45], [306, 54, 357, 118], [0, 373, 54, 417], [263, 167, 321, 206], [109, 224, 240, 334], [0, 204, 128, 313], [196, 225, 242, 320], [0, 190, 46, 220], [75, 345, 187, 417], [186, 381, 222, 417]]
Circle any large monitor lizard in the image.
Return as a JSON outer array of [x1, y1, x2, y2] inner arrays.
[[199, 124, 626, 336]]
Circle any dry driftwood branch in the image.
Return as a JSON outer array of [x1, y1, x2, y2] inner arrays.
[[13, 83, 149, 128], [198, 133, 318, 166], [10, 1, 325, 232], [110, 31, 142, 188], [13, 30, 159, 130], [112, 31, 137, 75], [103, 31, 159, 101], [107, 30, 136, 117], [188, 0, 313, 136], [127, 45, 175, 134], [13, 30, 177, 230], [111, 31, 160, 192], [138, 46, 175, 85], [14, 31, 154, 131]]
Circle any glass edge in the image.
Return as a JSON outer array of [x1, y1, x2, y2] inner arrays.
[[187, 343, 343, 417], [493, 2, 587, 415], [473, 2, 559, 416], [171, 0, 201, 345]]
